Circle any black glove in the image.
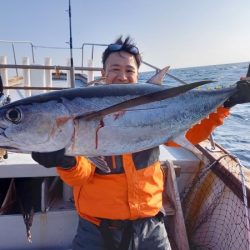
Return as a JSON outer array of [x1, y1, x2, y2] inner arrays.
[[224, 80, 250, 108], [32, 148, 76, 169]]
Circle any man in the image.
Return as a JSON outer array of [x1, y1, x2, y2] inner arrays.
[[32, 36, 250, 250]]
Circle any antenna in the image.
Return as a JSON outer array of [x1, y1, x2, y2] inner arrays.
[[68, 0, 75, 88]]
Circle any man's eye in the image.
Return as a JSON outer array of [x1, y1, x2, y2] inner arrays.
[[112, 68, 120, 72]]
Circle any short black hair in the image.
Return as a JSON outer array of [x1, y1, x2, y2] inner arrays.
[[102, 36, 142, 68]]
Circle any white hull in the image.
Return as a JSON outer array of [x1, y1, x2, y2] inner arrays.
[[0, 210, 78, 249]]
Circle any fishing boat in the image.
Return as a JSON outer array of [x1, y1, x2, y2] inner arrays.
[[0, 40, 250, 250]]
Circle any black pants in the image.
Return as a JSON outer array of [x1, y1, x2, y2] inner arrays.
[[72, 214, 172, 250]]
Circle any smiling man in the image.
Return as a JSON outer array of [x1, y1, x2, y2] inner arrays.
[[32, 36, 250, 250], [101, 42, 140, 84]]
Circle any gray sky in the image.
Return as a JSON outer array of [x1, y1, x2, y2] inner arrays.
[[0, 0, 250, 70]]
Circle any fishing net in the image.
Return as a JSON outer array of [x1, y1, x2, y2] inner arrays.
[[181, 144, 250, 250]]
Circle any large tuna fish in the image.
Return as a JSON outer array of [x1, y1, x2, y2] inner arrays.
[[0, 80, 246, 160]]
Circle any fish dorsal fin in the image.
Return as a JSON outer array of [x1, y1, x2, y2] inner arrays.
[[78, 80, 214, 120], [146, 66, 170, 85]]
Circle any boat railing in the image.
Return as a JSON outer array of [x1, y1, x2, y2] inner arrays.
[[0, 63, 90, 91], [0, 40, 36, 71], [0, 64, 102, 71], [81, 42, 107, 69], [0, 40, 188, 85]]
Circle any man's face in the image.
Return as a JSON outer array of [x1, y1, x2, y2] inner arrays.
[[102, 51, 139, 84]]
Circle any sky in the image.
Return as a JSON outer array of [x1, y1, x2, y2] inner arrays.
[[0, 0, 250, 71]]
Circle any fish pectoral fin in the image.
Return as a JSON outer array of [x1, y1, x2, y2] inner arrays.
[[78, 80, 214, 120], [87, 156, 111, 173], [172, 133, 208, 164]]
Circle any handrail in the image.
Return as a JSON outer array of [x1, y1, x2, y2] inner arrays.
[[0, 42, 191, 87], [81, 43, 108, 69], [0, 41, 186, 84], [0, 64, 102, 71], [4, 86, 68, 90], [0, 40, 35, 64]]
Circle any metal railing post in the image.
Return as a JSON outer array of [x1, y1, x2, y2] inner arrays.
[[11, 43, 18, 76], [30, 43, 35, 64], [81, 44, 85, 73]]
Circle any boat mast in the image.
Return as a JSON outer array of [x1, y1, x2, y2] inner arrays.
[[68, 0, 75, 88]]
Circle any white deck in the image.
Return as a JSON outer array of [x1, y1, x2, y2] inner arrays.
[[0, 152, 57, 178]]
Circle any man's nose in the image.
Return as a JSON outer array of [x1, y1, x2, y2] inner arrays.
[[117, 71, 128, 82]]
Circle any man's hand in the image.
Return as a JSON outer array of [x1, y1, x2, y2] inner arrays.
[[224, 80, 250, 108], [32, 148, 76, 169]]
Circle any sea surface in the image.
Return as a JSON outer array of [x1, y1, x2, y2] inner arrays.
[[139, 62, 250, 168]]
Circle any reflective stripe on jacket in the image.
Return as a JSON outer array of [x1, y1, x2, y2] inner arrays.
[[57, 106, 230, 225]]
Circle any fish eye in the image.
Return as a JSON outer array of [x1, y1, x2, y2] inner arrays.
[[5, 108, 22, 123]]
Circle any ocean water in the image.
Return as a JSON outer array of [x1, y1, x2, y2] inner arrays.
[[139, 62, 250, 168]]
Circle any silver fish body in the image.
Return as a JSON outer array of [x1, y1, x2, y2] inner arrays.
[[0, 83, 236, 157]]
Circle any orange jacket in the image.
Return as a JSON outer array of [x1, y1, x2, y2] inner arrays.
[[58, 151, 164, 225], [57, 107, 230, 225]]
